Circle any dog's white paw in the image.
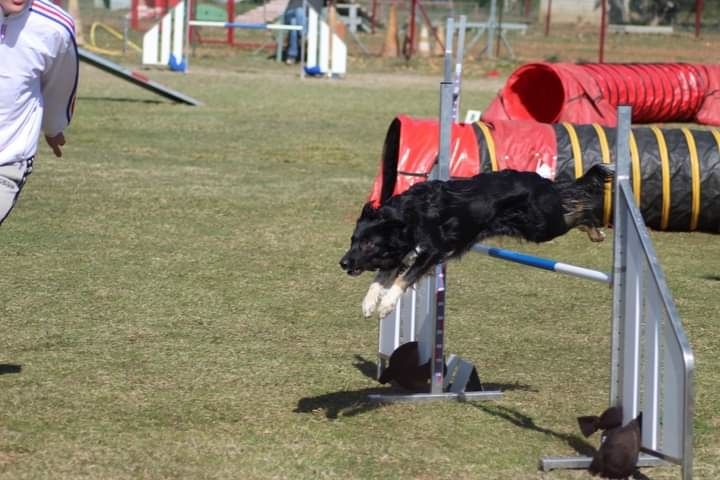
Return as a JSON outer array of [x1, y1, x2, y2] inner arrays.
[[580, 225, 606, 242], [362, 282, 384, 318], [377, 284, 404, 319]]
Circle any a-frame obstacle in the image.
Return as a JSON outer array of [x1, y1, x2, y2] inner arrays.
[[78, 47, 202, 106]]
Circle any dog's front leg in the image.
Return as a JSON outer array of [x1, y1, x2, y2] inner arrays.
[[362, 269, 397, 318], [377, 252, 439, 319]]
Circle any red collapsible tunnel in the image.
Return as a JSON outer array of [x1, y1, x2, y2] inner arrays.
[[481, 63, 720, 126], [369, 116, 720, 233]]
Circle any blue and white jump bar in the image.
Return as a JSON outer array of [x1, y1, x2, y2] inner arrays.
[[188, 21, 303, 31], [472, 244, 611, 284]]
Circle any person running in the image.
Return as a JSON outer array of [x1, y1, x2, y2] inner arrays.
[[0, 0, 78, 224]]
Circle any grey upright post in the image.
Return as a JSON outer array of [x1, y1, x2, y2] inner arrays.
[[300, 0, 307, 79], [182, 1, 190, 72], [452, 15, 466, 121], [540, 105, 664, 471], [610, 105, 632, 406], [487, 0, 497, 59], [430, 17, 455, 394]]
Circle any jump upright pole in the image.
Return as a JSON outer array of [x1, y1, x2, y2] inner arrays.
[[370, 17, 502, 403]]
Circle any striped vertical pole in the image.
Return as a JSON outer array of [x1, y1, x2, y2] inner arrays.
[[431, 82, 453, 394], [430, 19, 454, 394]]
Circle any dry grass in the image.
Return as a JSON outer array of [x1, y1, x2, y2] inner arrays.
[[0, 15, 718, 479]]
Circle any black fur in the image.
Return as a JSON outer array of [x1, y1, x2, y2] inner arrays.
[[340, 165, 613, 295], [588, 412, 643, 479], [578, 406, 624, 438]]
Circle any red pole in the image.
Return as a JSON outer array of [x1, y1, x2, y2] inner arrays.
[[524, 0, 531, 18], [227, 0, 235, 46], [599, 0, 607, 63], [417, 1, 443, 51], [407, 0, 417, 59], [188, 0, 195, 47], [131, 0, 139, 31], [544, 0, 552, 36], [695, 0, 704, 38], [370, 0, 377, 35]]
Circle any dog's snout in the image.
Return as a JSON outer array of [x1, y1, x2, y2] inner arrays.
[[340, 251, 364, 276], [339, 253, 353, 271]]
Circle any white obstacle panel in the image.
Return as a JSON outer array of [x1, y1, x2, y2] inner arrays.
[[142, 0, 185, 67], [306, 7, 347, 76], [378, 276, 434, 367]]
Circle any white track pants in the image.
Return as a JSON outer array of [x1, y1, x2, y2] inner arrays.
[[0, 158, 33, 226]]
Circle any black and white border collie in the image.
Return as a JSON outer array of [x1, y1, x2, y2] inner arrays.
[[340, 165, 613, 318]]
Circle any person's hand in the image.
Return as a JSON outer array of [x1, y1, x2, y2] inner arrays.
[[45, 132, 66, 158]]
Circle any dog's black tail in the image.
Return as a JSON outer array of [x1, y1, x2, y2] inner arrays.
[[575, 163, 615, 191], [558, 164, 614, 225]]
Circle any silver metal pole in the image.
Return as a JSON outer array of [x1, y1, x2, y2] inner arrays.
[[453, 15, 466, 121], [487, 0, 497, 59], [610, 105, 632, 406], [182, 0, 190, 72], [123, 17, 128, 56], [300, 0, 307, 78], [430, 81, 454, 395], [443, 17, 454, 83], [438, 82, 453, 180]]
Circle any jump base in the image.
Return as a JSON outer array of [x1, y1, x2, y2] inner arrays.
[[541, 454, 666, 471], [368, 390, 503, 404]]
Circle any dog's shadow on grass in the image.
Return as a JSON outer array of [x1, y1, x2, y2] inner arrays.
[[473, 403, 597, 457], [0, 364, 22, 375], [294, 355, 536, 420], [294, 356, 399, 419]]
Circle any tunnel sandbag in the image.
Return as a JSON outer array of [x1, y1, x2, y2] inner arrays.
[[481, 63, 720, 127], [368, 116, 720, 233]]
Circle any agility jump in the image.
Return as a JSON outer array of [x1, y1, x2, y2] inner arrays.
[[358, 17, 694, 479], [141, 0, 346, 76]]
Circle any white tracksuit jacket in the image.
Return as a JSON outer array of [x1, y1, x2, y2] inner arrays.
[[0, 0, 78, 166]]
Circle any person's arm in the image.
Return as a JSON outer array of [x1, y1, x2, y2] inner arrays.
[[41, 30, 78, 158]]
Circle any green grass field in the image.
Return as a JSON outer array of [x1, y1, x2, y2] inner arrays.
[[0, 40, 719, 479]]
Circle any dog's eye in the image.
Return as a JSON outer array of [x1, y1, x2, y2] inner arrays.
[[360, 239, 375, 252]]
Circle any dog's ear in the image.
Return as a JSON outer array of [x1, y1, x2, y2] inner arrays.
[[379, 205, 405, 225], [360, 202, 380, 220]]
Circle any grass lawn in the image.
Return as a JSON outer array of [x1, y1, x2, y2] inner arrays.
[[0, 34, 718, 479]]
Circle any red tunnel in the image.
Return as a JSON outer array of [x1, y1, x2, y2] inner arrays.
[[482, 63, 720, 127]]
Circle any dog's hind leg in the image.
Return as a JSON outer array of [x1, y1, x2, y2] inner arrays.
[[363, 269, 397, 318], [578, 225, 606, 242]]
